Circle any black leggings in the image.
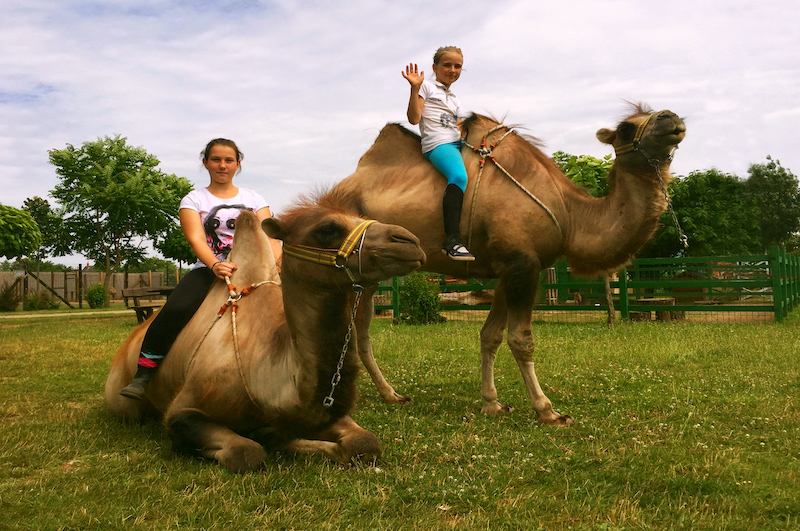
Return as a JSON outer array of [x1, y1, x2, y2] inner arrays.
[[139, 267, 217, 361]]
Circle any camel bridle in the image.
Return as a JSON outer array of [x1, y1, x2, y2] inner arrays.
[[614, 112, 688, 249], [281, 218, 377, 407], [282, 219, 377, 284]]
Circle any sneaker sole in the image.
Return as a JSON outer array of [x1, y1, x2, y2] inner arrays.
[[119, 388, 145, 400], [442, 249, 476, 262]]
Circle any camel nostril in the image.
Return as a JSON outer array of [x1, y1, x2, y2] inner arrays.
[[392, 233, 420, 245]]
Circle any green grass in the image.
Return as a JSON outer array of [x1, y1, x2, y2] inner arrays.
[[1, 311, 800, 530]]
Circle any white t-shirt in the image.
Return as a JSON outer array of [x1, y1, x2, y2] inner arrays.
[[418, 78, 464, 153], [179, 187, 269, 269]]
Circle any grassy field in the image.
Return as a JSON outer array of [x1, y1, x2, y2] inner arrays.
[[1, 310, 799, 530]]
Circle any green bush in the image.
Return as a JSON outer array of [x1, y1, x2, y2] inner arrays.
[[399, 272, 445, 325], [85, 283, 110, 309], [22, 291, 60, 311], [0, 281, 22, 311]]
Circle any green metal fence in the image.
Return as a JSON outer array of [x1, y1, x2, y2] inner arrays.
[[376, 246, 800, 322]]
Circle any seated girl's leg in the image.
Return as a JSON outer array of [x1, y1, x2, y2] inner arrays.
[[425, 142, 468, 192], [424, 142, 475, 261], [120, 267, 217, 400]]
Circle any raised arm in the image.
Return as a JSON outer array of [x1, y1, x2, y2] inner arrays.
[[402, 63, 425, 125]]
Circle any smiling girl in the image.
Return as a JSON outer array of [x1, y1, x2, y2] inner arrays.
[[402, 46, 474, 261], [120, 138, 282, 400]]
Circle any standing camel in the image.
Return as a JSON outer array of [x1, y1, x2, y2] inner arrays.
[[105, 206, 424, 472], [332, 103, 686, 426]]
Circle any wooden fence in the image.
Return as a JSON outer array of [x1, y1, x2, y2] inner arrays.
[[375, 247, 800, 322], [0, 268, 168, 308]]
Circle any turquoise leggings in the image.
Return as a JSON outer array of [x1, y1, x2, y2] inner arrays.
[[424, 142, 468, 192]]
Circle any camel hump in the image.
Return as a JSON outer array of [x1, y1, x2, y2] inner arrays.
[[227, 211, 279, 285], [357, 123, 425, 168]]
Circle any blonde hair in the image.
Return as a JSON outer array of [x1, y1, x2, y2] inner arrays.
[[433, 46, 463, 64]]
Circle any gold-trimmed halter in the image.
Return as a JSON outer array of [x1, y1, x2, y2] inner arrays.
[[282, 219, 377, 283], [614, 112, 656, 156]]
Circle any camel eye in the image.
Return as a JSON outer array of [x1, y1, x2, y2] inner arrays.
[[314, 221, 345, 247], [617, 122, 636, 140]]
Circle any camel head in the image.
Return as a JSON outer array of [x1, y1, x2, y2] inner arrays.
[[263, 200, 425, 287], [596, 105, 686, 169]]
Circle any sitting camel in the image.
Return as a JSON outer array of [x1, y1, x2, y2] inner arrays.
[[105, 203, 425, 472], [332, 103, 686, 426]]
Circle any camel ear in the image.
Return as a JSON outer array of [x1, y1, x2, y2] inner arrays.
[[261, 218, 285, 241], [596, 128, 616, 145]]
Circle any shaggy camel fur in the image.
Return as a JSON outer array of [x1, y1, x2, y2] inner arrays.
[[332, 104, 686, 426], [105, 206, 424, 472]]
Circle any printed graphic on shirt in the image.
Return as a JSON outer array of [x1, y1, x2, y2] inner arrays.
[[203, 203, 249, 259], [440, 112, 457, 128]]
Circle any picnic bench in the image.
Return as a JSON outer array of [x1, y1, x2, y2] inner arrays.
[[121, 286, 175, 323]]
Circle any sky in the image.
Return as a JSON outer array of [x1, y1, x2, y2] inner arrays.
[[2, 0, 799, 266]]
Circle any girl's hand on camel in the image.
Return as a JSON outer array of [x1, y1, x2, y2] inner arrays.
[[402, 63, 424, 87], [212, 261, 237, 280]]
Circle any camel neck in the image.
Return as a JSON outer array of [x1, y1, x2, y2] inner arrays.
[[563, 166, 670, 276]]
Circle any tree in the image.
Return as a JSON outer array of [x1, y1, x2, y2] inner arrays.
[[154, 224, 196, 269], [638, 169, 761, 258], [0, 204, 41, 260], [48, 136, 193, 284], [743, 156, 800, 252], [22, 196, 71, 266], [552, 151, 613, 198]]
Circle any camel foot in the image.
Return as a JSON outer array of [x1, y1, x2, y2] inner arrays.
[[481, 400, 514, 415], [217, 441, 267, 473], [383, 392, 412, 405], [537, 413, 574, 427], [339, 430, 382, 465]]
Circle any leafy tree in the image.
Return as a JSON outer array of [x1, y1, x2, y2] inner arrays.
[[48, 135, 192, 285], [639, 169, 761, 258], [22, 196, 71, 268], [743, 156, 800, 252], [552, 151, 613, 197], [154, 224, 196, 268], [0, 204, 42, 260]]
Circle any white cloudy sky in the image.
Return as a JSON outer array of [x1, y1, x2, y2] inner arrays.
[[2, 1, 799, 266]]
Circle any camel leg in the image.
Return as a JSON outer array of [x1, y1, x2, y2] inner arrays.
[[479, 285, 512, 414], [356, 286, 410, 404], [166, 407, 267, 473], [284, 415, 382, 464], [504, 277, 574, 427]]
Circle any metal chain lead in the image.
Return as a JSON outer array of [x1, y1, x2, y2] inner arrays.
[[645, 146, 689, 250], [323, 286, 364, 407]]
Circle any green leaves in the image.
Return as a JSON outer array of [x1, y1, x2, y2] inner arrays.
[[0, 204, 42, 259], [47, 135, 193, 281], [552, 150, 613, 198]]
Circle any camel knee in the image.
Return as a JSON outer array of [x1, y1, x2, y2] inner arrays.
[[339, 428, 382, 463], [507, 331, 534, 362], [479, 326, 503, 354], [216, 442, 267, 473]]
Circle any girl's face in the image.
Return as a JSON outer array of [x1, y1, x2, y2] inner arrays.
[[203, 145, 240, 185], [432, 51, 463, 88]]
